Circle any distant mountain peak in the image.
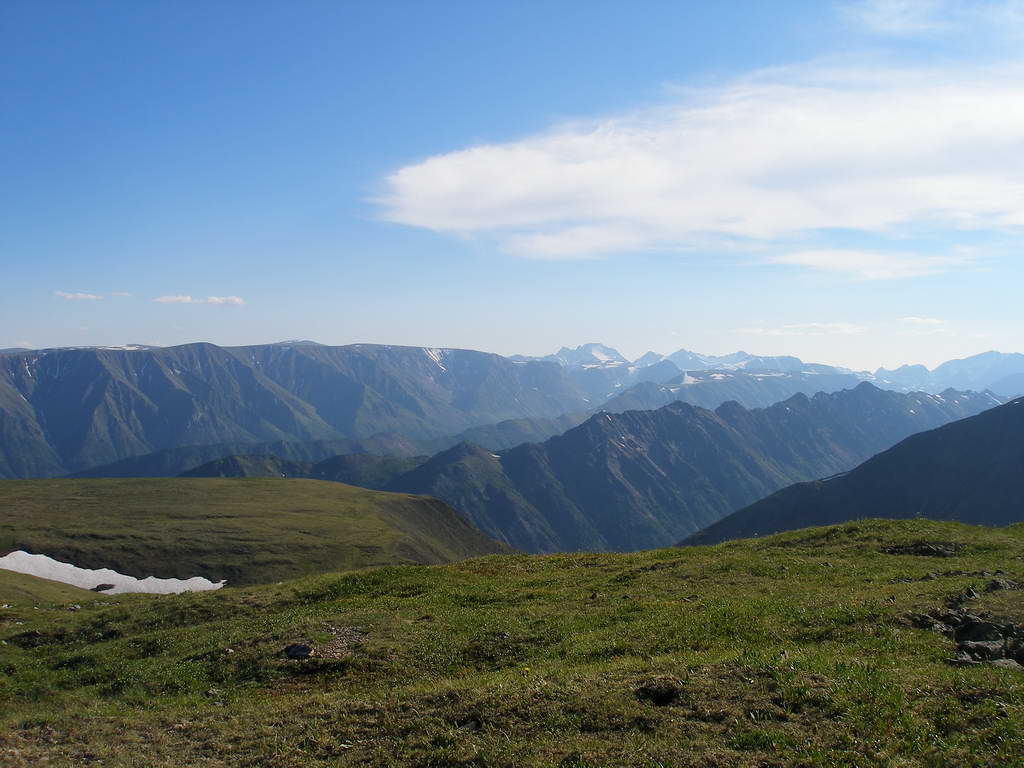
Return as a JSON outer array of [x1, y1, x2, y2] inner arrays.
[[513, 343, 628, 368]]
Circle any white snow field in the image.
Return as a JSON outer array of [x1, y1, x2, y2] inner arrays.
[[0, 550, 225, 594]]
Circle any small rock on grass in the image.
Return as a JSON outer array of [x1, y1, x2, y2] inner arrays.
[[284, 643, 315, 660]]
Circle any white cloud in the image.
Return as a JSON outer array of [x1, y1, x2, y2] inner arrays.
[[901, 315, 946, 324], [55, 291, 102, 300], [772, 249, 969, 280], [737, 322, 870, 336], [839, 0, 1024, 37], [839, 0, 951, 35], [153, 295, 245, 306], [376, 63, 1024, 265], [13, 340, 32, 349]]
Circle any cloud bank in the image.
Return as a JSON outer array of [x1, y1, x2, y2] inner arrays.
[[55, 291, 102, 300], [377, 61, 1024, 275], [153, 295, 246, 306]]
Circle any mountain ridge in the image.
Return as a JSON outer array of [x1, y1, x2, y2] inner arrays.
[[684, 395, 1024, 545]]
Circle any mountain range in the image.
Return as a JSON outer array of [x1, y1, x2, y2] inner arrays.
[[178, 383, 1003, 553], [3, 340, 1020, 481], [529, 343, 1024, 397], [685, 395, 1024, 546], [875, 350, 1024, 396], [0, 343, 584, 478]]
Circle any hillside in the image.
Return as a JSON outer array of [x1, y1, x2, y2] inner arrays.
[[0, 569, 99, 604], [686, 397, 1024, 546], [183, 453, 427, 491], [73, 414, 590, 480], [2, 519, 1023, 766], [71, 435, 434, 478], [0, 478, 508, 586], [389, 384, 1002, 552], [0, 343, 588, 478], [178, 454, 313, 478]]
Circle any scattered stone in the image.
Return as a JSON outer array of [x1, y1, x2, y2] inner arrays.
[[947, 588, 980, 608], [909, 598, 1024, 670], [986, 578, 1021, 592], [635, 676, 685, 706], [90, 584, 115, 593], [881, 542, 964, 558], [955, 620, 1005, 643], [284, 643, 315, 660], [67, 604, 81, 611], [990, 659, 1023, 670]]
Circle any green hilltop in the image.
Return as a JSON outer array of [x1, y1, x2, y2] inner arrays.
[[0, 478, 508, 586], [2, 518, 1023, 766]]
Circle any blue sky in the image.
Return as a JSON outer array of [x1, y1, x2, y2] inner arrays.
[[3, 0, 1022, 370]]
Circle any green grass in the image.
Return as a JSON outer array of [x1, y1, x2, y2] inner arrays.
[[2, 518, 1024, 766], [0, 570, 98, 604], [0, 478, 506, 586]]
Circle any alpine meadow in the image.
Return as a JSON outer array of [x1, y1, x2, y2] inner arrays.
[[4, 2, 1024, 766]]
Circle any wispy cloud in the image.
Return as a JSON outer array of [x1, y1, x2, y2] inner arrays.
[[376, 62, 1024, 267], [838, 0, 951, 35], [901, 315, 945, 324], [838, 0, 1024, 37], [772, 250, 970, 280], [153, 295, 246, 306], [737, 322, 870, 336], [897, 315, 954, 336], [55, 291, 103, 300], [109, 292, 133, 297]]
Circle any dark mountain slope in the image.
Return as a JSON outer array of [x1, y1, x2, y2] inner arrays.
[[181, 452, 427, 491], [685, 397, 1024, 546], [178, 454, 313, 478], [0, 343, 590, 478], [71, 435, 431, 478], [0, 344, 335, 476], [387, 384, 1002, 552], [74, 413, 589, 480], [236, 343, 585, 439]]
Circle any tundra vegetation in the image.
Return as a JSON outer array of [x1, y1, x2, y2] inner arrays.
[[2, 518, 1023, 766]]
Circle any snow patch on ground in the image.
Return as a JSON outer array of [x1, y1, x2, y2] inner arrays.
[[0, 551, 226, 595]]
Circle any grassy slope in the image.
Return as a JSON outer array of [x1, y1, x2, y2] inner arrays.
[[0, 570, 99, 604], [2, 518, 1024, 766], [0, 478, 508, 586]]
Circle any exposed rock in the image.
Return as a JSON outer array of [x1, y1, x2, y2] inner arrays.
[[881, 542, 964, 558], [907, 596, 1024, 670], [284, 643, 316, 660], [985, 578, 1021, 592], [955, 620, 1005, 643], [90, 584, 115, 592]]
